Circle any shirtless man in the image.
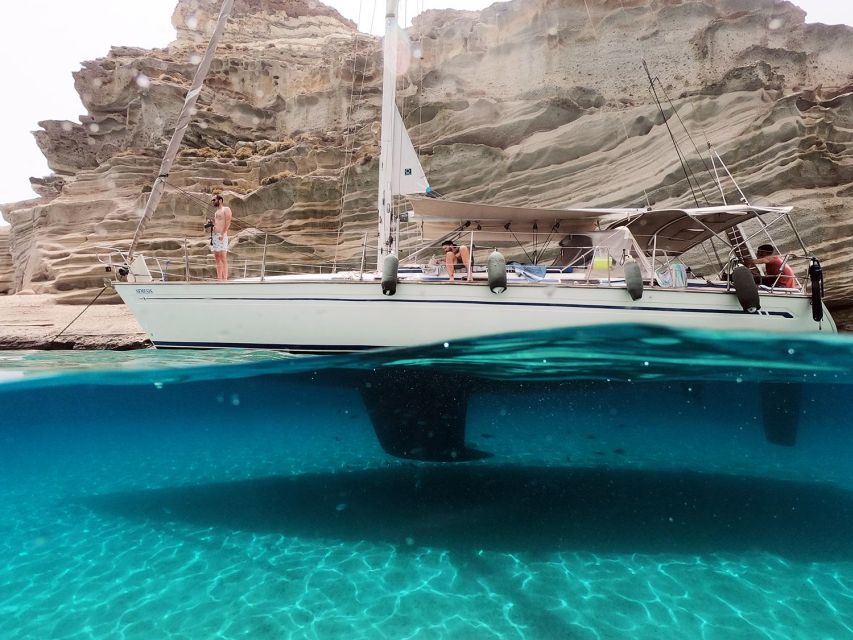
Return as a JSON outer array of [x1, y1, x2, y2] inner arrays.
[[211, 194, 233, 281]]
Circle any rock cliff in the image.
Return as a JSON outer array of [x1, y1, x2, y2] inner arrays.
[[1, 0, 851, 324], [0, 227, 14, 295]]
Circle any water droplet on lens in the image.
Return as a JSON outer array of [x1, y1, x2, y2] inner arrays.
[[443, 342, 449, 348], [787, 348, 795, 355]]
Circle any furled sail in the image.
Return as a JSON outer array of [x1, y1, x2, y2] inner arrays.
[[378, 1, 430, 262], [127, 0, 235, 263], [391, 105, 429, 196]]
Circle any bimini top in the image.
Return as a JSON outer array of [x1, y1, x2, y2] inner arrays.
[[407, 197, 792, 254], [607, 204, 791, 254]]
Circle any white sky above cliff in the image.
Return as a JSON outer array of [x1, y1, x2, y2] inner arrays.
[[0, 0, 851, 223]]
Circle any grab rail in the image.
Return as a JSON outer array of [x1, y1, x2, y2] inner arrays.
[[99, 219, 813, 294]]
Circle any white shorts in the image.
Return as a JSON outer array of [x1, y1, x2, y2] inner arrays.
[[211, 233, 229, 252]]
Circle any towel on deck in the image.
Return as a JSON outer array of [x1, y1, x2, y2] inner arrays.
[[512, 264, 548, 282]]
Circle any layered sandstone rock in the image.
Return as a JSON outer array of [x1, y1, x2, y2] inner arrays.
[[0, 227, 14, 295], [1, 0, 852, 320]]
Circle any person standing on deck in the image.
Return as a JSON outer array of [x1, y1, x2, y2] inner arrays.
[[211, 194, 232, 281]]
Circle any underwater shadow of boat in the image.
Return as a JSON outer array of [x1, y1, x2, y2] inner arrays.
[[81, 465, 853, 561]]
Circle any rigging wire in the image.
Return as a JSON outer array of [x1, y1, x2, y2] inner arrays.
[[417, 0, 425, 139], [162, 179, 285, 237], [162, 179, 213, 210], [645, 70, 763, 269], [582, 0, 598, 38], [642, 60, 701, 208], [334, 0, 369, 269], [399, 0, 429, 255], [615, 109, 652, 209], [535, 223, 561, 264], [334, 0, 379, 270], [504, 224, 534, 263], [654, 80, 718, 204], [655, 83, 762, 264]]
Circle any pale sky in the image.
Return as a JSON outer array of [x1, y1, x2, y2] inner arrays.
[[0, 0, 851, 222]]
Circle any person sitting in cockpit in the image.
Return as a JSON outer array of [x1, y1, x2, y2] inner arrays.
[[750, 244, 797, 288], [441, 240, 471, 282]]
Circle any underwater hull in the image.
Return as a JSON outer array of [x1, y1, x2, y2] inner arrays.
[[114, 278, 835, 353]]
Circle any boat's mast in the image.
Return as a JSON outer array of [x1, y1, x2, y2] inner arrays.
[[127, 0, 235, 264], [377, 0, 400, 265]]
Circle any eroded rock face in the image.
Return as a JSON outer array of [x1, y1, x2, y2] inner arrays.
[[1, 0, 852, 315], [0, 227, 14, 295]]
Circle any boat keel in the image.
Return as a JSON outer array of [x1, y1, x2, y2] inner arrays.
[[359, 368, 491, 462], [760, 382, 800, 446]]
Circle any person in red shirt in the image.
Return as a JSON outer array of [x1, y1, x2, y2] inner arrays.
[[752, 244, 797, 288]]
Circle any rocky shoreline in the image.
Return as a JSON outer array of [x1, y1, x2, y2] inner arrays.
[[0, 294, 150, 350]]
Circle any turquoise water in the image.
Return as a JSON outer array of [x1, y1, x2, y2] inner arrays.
[[1, 324, 853, 639]]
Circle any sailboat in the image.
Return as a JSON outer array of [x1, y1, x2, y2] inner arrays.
[[112, 0, 836, 351], [109, 0, 835, 459]]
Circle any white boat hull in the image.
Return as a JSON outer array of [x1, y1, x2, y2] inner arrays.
[[115, 277, 836, 353]]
